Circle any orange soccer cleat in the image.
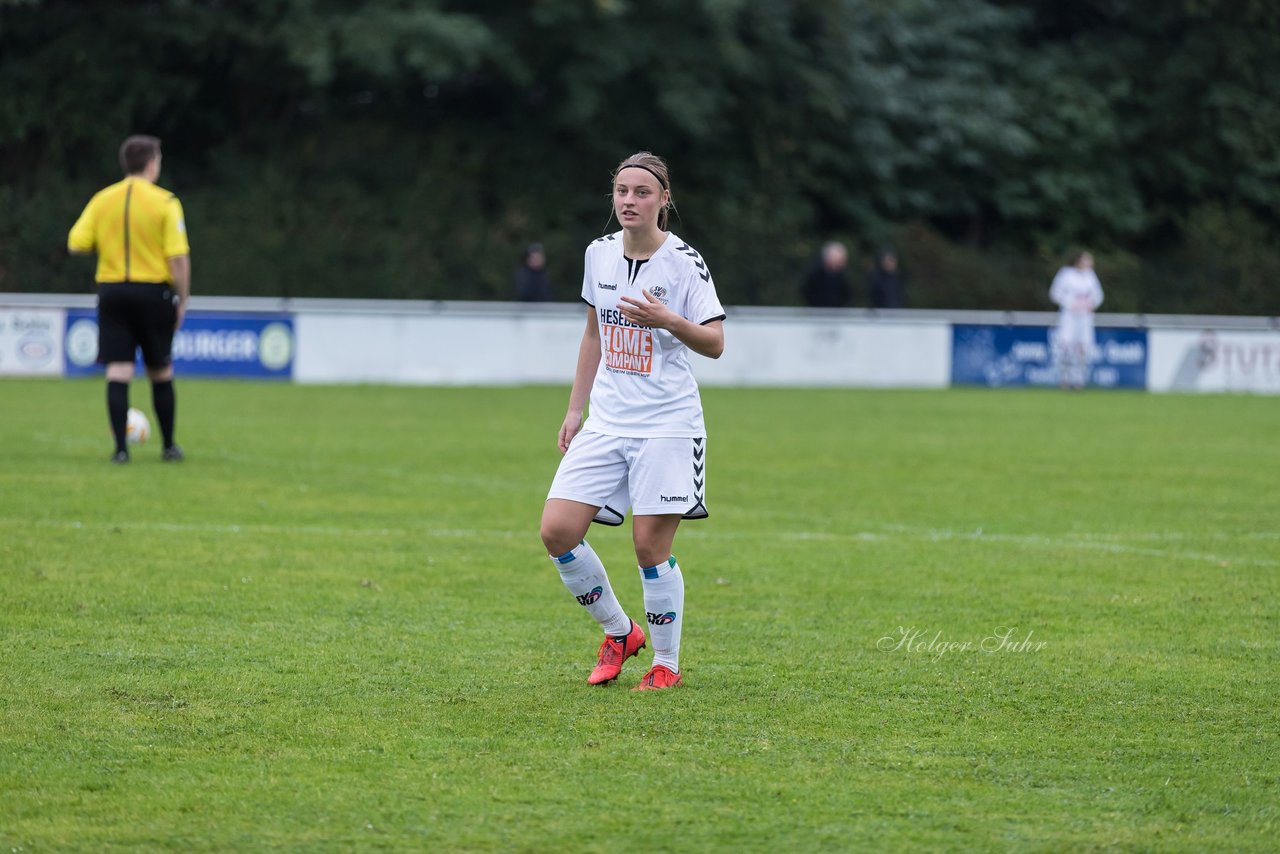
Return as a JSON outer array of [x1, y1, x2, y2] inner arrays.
[[587, 620, 646, 685], [632, 663, 683, 691]]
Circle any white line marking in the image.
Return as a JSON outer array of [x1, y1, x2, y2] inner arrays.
[[4, 519, 1275, 567], [872, 523, 1278, 567]]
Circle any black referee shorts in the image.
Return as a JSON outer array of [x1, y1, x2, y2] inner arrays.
[[97, 282, 179, 368]]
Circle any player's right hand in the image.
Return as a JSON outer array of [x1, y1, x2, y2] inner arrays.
[[558, 411, 583, 454]]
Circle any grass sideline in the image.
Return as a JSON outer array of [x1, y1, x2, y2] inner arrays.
[[2, 378, 1277, 851]]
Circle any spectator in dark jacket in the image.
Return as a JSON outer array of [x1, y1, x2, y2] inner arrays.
[[867, 248, 904, 308], [801, 241, 851, 308], [516, 243, 554, 302]]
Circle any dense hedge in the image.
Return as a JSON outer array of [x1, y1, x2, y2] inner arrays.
[[2, 0, 1277, 314]]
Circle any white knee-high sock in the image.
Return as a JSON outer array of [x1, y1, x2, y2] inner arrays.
[[551, 540, 632, 637], [640, 556, 684, 672]]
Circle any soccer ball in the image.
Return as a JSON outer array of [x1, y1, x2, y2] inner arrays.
[[126, 407, 151, 445]]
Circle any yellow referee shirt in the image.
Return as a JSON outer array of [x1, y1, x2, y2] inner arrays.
[[68, 177, 189, 284]]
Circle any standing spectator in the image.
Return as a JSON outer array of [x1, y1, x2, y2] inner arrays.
[[515, 242, 554, 301], [867, 247, 905, 308], [68, 135, 189, 463], [801, 241, 851, 307], [1049, 251, 1104, 390]]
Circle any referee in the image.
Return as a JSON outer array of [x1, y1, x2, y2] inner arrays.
[[68, 135, 190, 463]]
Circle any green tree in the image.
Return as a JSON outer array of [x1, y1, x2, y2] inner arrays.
[[2, 0, 1276, 313]]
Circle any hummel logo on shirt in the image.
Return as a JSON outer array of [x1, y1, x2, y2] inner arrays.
[[597, 281, 617, 290]]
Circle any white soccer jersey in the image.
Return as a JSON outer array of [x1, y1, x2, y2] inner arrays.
[[580, 230, 726, 438], [1049, 266, 1104, 316]]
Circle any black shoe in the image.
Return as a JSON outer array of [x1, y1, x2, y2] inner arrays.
[[111, 450, 130, 464], [161, 445, 184, 462]]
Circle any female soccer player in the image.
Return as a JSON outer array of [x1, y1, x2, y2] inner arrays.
[[1049, 251, 1104, 390], [539, 152, 726, 691]]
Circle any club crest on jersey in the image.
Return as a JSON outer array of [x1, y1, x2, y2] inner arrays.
[[647, 610, 677, 625], [576, 586, 603, 606], [648, 286, 668, 302]]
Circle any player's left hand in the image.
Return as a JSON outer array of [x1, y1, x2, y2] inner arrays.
[[619, 290, 674, 330]]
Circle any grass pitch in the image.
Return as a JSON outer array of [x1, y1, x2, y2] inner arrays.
[[2, 379, 1277, 851]]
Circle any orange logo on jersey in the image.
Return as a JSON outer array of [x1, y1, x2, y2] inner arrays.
[[602, 323, 653, 375]]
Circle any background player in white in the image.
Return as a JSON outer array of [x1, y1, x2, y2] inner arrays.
[[539, 152, 726, 691], [1049, 251, 1104, 390]]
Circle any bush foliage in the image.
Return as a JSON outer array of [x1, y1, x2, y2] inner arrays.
[[1, 0, 1277, 313]]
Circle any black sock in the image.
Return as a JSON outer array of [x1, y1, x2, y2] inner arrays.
[[107, 381, 129, 453], [152, 379, 176, 448]]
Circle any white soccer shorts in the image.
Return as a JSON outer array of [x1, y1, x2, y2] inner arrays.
[[1055, 313, 1097, 356], [547, 431, 708, 525]]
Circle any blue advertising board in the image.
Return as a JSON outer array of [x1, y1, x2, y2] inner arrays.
[[64, 309, 294, 379], [951, 324, 1147, 389]]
